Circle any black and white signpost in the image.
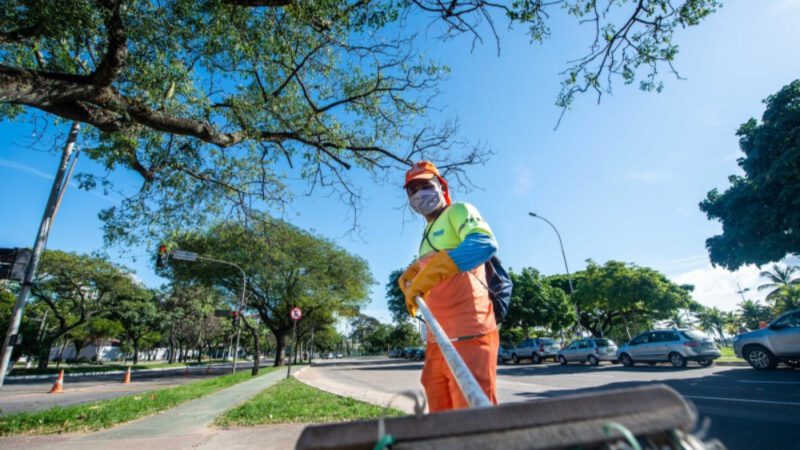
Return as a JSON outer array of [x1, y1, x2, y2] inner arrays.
[[286, 307, 302, 379]]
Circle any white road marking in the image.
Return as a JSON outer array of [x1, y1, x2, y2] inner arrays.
[[685, 395, 800, 407], [738, 380, 800, 385]]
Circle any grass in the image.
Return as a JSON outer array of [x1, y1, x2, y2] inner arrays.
[[0, 367, 276, 436], [10, 359, 229, 376], [215, 377, 406, 427]]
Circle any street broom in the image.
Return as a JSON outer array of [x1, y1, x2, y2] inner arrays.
[[295, 297, 724, 450]]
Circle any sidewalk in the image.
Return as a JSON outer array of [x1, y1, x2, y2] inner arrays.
[[0, 368, 308, 450]]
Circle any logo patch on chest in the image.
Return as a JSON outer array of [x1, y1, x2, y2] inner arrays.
[[432, 229, 444, 237]]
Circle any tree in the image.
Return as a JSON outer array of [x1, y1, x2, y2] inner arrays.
[[771, 285, 800, 315], [700, 80, 800, 269], [349, 314, 392, 354], [736, 299, 771, 331], [29, 250, 137, 368], [570, 260, 692, 341], [507, 268, 575, 338], [109, 287, 160, 365], [386, 269, 408, 324], [1, 1, 718, 245], [166, 218, 372, 367], [757, 264, 799, 304], [696, 306, 729, 346], [388, 321, 422, 349]]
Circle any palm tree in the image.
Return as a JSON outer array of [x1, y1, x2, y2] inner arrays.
[[697, 307, 728, 345], [737, 299, 771, 331], [758, 264, 799, 303]]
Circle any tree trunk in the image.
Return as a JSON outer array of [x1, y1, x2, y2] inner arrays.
[[37, 339, 52, 369], [273, 332, 287, 367], [250, 327, 260, 375], [56, 340, 69, 368], [132, 339, 139, 365]]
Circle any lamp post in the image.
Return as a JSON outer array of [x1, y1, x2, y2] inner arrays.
[[527, 212, 584, 336]]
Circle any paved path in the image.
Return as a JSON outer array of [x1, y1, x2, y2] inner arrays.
[[300, 358, 800, 450], [0, 368, 307, 450]]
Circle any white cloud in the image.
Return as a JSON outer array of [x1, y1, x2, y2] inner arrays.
[[0, 158, 55, 180], [627, 169, 672, 185], [671, 264, 765, 312]]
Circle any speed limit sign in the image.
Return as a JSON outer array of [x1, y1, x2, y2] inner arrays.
[[290, 307, 302, 321]]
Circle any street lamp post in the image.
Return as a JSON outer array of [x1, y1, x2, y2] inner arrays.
[[527, 212, 584, 335]]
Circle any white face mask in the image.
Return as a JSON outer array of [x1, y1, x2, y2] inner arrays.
[[410, 185, 444, 216]]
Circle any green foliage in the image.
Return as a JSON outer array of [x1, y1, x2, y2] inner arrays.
[[215, 377, 404, 427], [570, 260, 692, 341], [389, 320, 422, 349], [507, 268, 575, 337], [1, 1, 719, 244], [700, 80, 800, 269], [0, 368, 275, 435], [166, 217, 373, 366], [29, 250, 141, 367], [736, 299, 772, 331], [386, 269, 407, 324]]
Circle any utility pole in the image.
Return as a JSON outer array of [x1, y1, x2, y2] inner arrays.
[[0, 122, 80, 388]]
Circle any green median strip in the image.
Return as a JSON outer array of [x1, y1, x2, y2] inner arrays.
[[215, 377, 406, 427], [0, 367, 276, 436]]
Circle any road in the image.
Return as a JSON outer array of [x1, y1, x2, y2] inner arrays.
[[299, 358, 800, 450], [0, 361, 264, 415]]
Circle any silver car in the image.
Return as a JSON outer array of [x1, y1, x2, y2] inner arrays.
[[616, 329, 720, 368], [557, 338, 618, 366], [510, 337, 561, 364], [734, 309, 800, 370]]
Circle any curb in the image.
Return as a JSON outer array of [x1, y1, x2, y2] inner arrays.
[[715, 360, 747, 366], [6, 361, 256, 381]]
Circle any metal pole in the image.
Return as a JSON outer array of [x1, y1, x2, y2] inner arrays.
[[0, 122, 80, 387], [286, 319, 297, 379], [416, 296, 492, 408], [528, 212, 585, 336]]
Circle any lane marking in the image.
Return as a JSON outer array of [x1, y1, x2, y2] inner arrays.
[[738, 380, 800, 385], [685, 395, 800, 407]]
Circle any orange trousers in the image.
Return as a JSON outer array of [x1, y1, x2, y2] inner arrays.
[[421, 330, 499, 412]]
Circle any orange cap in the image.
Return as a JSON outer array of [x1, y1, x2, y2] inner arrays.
[[404, 161, 451, 205]]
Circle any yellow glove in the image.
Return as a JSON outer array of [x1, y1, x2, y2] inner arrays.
[[398, 262, 421, 317], [405, 251, 460, 311]]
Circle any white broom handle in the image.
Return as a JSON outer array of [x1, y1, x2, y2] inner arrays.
[[416, 296, 492, 408]]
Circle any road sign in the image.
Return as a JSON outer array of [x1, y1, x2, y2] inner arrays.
[[171, 249, 198, 261], [290, 307, 302, 321]]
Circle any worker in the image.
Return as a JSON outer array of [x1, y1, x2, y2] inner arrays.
[[398, 161, 499, 412]]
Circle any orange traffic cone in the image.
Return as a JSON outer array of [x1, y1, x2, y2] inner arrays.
[[49, 369, 64, 394], [123, 367, 131, 384]]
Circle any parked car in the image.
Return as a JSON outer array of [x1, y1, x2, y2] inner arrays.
[[388, 348, 401, 358], [510, 337, 561, 364], [616, 329, 720, 368], [557, 338, 618, 366], [497, 344, 513, 364], [734, 308, 800, 370], [413, 348, 426, 361]]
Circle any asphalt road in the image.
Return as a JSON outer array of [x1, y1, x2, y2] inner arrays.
[[303, 358, 800, 450], [0, 361, 265, 415]]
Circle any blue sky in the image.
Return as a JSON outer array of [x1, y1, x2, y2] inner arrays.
[[2, 1, 799, 321]]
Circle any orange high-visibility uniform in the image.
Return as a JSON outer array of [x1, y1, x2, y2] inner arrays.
[[414, 203, 499, 412]]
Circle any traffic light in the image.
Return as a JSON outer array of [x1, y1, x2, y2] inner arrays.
[[156, 245, 169, 268]]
